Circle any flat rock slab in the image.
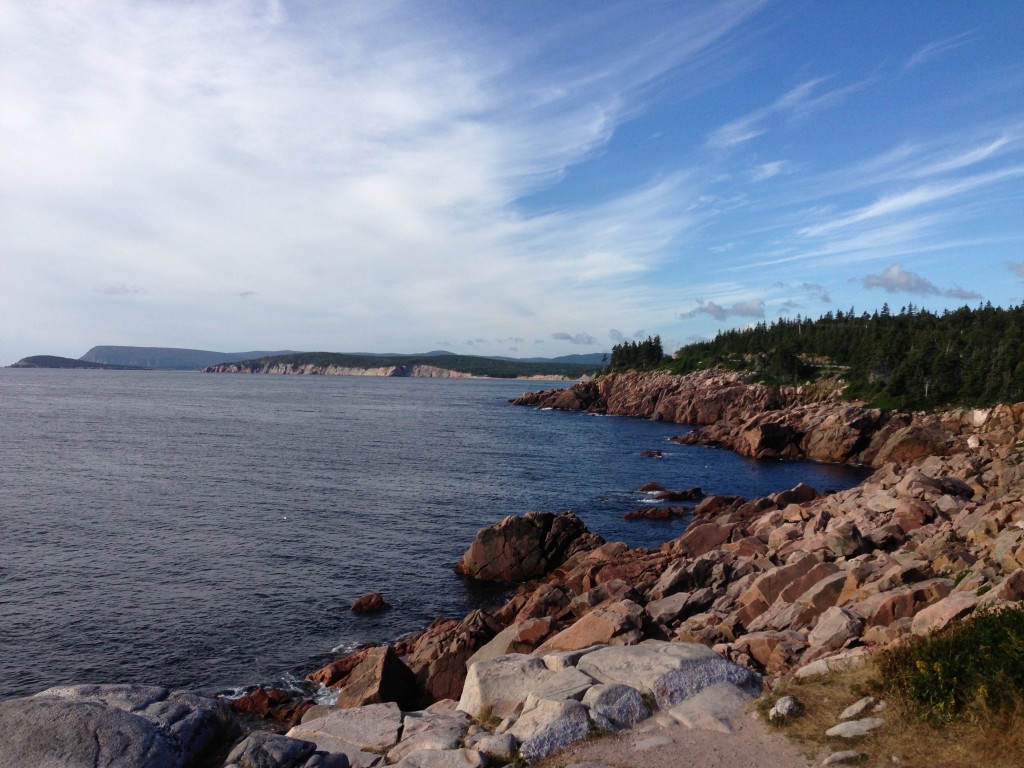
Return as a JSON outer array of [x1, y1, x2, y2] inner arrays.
[[667, 682, 752, 733], [825, 717, 885, 738], [528, 666, 595, 702], [388, 711, 470, 763], [288, 701, 402, 764], [575, 641, 762, 710], [391, 748, 488, 768]]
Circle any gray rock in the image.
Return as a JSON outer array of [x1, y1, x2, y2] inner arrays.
[[575, 641, 722, 696], [795, 648, 871, 679], [457, 654, 553, 719], [391, 748, 489, 768], [388, 710, 470, 763], [540, 645, 607, 672], [474, 732, 517, 759], [0, 684, 237, 768], [825, 717, 885, 738], [823, 750, 868, 765], [666, 682, 752, 733], [839, 696, 877, 721], [650, 659, 761, 710], [808, 607, 864, 652], [300, 755, 351, 768], [225, 731, 319, 768], [768, 695, 802, 722], [508, 698, 590, 764], [287, 702, 401, 766], [581, 684, 649, 732]]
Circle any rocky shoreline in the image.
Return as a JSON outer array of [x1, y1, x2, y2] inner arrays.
[[5, 369, 1024, 767]]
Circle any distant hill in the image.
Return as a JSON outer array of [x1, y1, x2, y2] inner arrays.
[[80, 346, 299, 371], [10, 355, 145, 370], [207, 351, 600, 379], [74, 346, 608, 373]]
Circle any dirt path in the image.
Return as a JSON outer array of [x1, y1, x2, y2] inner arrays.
[[541, 709, 819, 768]]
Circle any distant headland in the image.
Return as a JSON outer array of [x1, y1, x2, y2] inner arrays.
[[8, 345, 606, 379]]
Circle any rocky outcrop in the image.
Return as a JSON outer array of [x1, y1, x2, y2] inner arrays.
[[0, 685, 238, 768], [513, 369, 786, 424], [453, 511, 605, 582], [513, 369, 906, 465]]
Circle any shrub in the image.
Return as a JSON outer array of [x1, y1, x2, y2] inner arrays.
[[878, 605, 1024, 723]]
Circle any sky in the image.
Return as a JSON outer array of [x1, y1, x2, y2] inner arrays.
[[2, 1, 1023, 365]]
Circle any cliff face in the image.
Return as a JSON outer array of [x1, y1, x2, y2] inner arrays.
[[204, 362, 476, 378], [513, 369, 1020, 468]]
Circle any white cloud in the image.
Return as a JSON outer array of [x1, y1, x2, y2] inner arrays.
[[862, 264, 980, 300], [680, 298, 765, 321], [0, 0, 767, 361]]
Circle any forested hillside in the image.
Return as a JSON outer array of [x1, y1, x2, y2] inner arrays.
[[669, 303, 1024, 409]]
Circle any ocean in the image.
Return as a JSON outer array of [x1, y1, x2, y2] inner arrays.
[[0, 370, 869, 700]]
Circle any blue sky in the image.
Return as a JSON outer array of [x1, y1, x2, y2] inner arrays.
[[2, 0, 1022, 364]]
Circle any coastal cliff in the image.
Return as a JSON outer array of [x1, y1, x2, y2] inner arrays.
[[512, 369, 979, 468], [204, 361, 479, 378]]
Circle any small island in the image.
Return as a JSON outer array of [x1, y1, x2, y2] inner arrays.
[[9, 355, 146, 370]]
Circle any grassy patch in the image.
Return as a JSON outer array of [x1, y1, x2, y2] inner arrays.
[[878, 604, 1024, 723], [764, 608, 1024, 767], [474, 703, 502, 731]]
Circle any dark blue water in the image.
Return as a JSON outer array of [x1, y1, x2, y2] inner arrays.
[[0, 371, 868, 700]]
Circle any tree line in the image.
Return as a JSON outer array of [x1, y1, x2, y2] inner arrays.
[[609, 336, 665, 371], [664, 302, 1024, 409]]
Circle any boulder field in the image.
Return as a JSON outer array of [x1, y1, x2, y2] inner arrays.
[[6, 370, 1024, 767]]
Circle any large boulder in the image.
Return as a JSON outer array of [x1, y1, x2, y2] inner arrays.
[[387, 708, 471, 763], [454, 511, 604, 582], [0, 684, 237, 768], [287, 702, 402, 766], [335, 646, 417, 710], [575, 641, 761, 709], [406, 611, 503, 704], [534, 599, 644, 654], [508, 698, 590, 764], [457, 654, 553, 719], [223, 731, 319, 768]]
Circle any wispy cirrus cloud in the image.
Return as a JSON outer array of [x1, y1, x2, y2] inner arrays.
[[904, 31, 976, 71], [862, 264, 980, 300], [704, 76, 870, 151], [799, 166, 1024, 237]]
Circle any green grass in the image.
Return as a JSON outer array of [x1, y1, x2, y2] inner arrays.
[[877, 604, 1024, 724]]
